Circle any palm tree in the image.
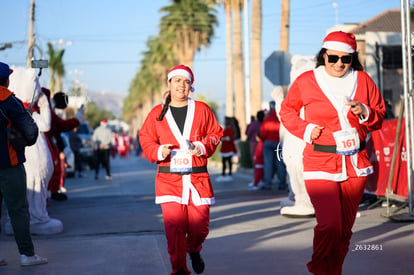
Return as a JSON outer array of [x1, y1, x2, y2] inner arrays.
[[159, 0, 218, 66], [123, 0, 219, 129], [231, 0, 246, 139], [47, 42, 65, 94], [250, 0, 262, 115], [223, 1, 234, 117]]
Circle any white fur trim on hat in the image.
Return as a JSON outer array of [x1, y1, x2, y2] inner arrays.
[[168, 69, 192, 83], [322, 41, 355, 53]]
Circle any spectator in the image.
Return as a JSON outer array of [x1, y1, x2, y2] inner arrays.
[[260, 100, 287, 190], [68, 127, 83, 177], [246, 110, 265, 161], [247, 134, 265, 190], [92, 119, 113, 180], [217, 116, 238, 182], [0, 61, 47, 266]]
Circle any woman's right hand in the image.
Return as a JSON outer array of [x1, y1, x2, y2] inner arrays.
[[311, 126, 324, 140], [161, 144, 173, 158]]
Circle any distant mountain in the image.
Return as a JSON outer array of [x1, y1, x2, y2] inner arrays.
[[87, 90, 126, 118]]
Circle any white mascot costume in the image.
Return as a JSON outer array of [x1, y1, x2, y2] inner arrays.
[[273, 55, 315, 217], [5, 66, 63, 235]]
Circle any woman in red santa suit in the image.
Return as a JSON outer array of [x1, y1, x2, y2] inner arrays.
[[280, 31, 385, 275], [139, 65, 223, 275]]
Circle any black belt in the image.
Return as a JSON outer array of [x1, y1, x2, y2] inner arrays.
[[158, 166, 208, 175], [314, 141, 366, 154]]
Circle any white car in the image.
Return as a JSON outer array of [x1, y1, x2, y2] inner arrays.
[[61, 133, 75, 178]]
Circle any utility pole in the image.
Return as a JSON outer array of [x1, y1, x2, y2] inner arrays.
[[280, 0, 290, 95], [27, 0, 35, 67], [280, 0, 290, 52]]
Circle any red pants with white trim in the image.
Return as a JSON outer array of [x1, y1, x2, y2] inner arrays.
[[161, 200, 210, 275], [305, 157, 366, 275]]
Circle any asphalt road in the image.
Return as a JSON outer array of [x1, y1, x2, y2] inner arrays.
[[1, 154, 413, 274]]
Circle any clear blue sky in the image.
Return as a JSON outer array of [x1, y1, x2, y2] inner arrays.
[[0, 0, 402, 105]]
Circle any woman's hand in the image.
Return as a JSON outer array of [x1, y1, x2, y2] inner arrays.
[[161, 144, 173, 158], [191, 144, 202, 157], [347, 100, 367, 118], [311, 126, 324, 140]]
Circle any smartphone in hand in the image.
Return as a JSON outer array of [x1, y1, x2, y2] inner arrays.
[[186, 139, 195, 150]]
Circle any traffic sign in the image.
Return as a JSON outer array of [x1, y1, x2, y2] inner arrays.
[[264, 51, 292, 86]]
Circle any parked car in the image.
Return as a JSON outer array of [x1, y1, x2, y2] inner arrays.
[[76, 122, 95, 169], [61, 133, 75, 178]]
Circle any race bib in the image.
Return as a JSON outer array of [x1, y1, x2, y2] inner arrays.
[[170, 150, 192, 173], [333, 128, 360, 156]]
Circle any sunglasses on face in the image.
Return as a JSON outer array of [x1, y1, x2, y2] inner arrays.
[[326, 53, 353, 64]]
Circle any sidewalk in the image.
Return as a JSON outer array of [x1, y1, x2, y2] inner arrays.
[[1, 156, 413, 274]]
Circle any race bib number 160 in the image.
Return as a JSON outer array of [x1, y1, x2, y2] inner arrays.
[[170, 150, 192, 173]]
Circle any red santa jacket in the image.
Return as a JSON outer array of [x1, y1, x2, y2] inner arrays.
[[220, 126, 237, 157], [259, 109, 280, 143], [139, 98, 223, 206], [280, 67, 385, 181]]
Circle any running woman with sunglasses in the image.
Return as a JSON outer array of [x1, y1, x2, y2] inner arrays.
[[280, 31, 385, 275]]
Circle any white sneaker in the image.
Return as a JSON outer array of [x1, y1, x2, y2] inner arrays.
[[216, 175, 226, 182], [248, 185, 260, 190], [20, 254, 48, 266], [280, 197, 295, 208], [105, 175, 112, 180], [280, 204, 315, 217], [256, 181, 264, 189], [224, 175, 233, 181]]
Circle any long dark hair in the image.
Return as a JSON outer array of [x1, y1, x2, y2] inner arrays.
[[315, 48, 364, 71], [157, 92, 171, 121]]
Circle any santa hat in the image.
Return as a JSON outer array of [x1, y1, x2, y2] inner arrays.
[[167, 65, 194, 87], [322, 31, 357, 53]]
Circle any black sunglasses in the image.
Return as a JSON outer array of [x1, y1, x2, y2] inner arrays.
[[326, 53, 353, 64]]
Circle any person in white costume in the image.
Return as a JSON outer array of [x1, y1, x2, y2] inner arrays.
[[5, 67, 63, 235], [273, 55, 316, 217]]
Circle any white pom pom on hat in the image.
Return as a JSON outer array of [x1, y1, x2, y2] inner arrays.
[[322, 31, 357, 53]]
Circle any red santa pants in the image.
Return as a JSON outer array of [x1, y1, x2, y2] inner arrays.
[[305, 159, 366, 275], [161, 200, 210, 275]]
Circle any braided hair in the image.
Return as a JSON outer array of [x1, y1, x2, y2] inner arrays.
[[157, 92, 171, 121]]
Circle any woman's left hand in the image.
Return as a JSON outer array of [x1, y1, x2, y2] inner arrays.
[[191, 145, 202, 157], [347, 100, 367, 118]]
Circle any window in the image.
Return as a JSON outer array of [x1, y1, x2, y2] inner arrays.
[[382, 46, 402, 69]]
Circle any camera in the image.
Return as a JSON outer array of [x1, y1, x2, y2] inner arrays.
[[31, 59, 49, 69]]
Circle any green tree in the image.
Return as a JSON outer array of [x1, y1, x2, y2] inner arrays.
[[85, 102, 115, 129], [123, 0, 219, 130], [47, 42, 65, 94], [159, 0, 218, 66]]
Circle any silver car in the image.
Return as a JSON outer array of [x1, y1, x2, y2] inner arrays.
[[76, 122, 95, 169]]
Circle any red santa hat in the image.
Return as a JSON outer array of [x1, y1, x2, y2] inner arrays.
[[322, 31, 357, 53], [167, 65, 194, 86]]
